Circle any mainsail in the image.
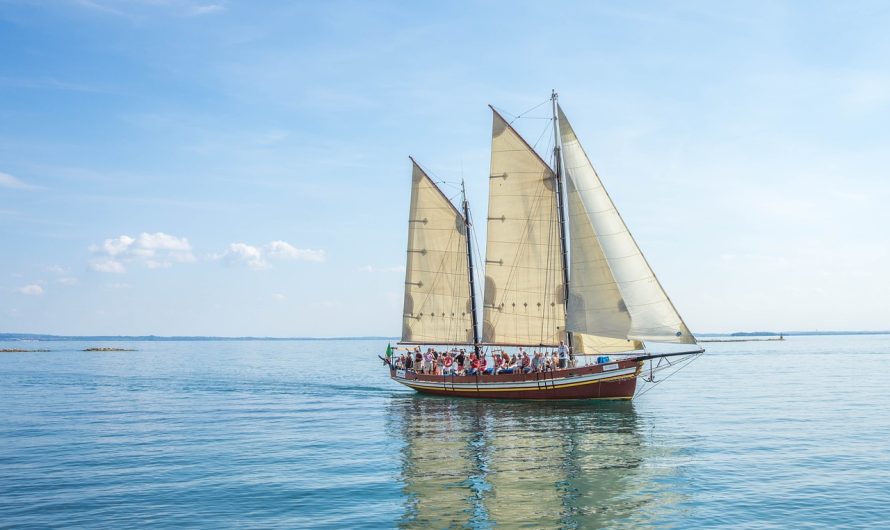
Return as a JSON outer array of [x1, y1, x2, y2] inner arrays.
[[558, 106, 695, 344], [482, 110, 565, 346], [401, 160, 474, 344]]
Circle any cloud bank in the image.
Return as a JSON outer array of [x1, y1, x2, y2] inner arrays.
[[87, 233, 322, 273], [216, 240, 325, 270], [18, 284, 44, 296], [89, 232, 196, 273], [0, 171, 37, 190]]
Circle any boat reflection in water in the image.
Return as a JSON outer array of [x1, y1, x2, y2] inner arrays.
[[387, 395, 678, 529]]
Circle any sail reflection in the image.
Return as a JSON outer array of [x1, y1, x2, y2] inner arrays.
[[387, 396, 672, 529]]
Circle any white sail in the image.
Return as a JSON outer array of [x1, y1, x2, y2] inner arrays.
[[482, 110, 565, 346], [566, 173, 642, 351], [558, 106, 695, 344], [401, 160, 474, 344], [574, 332, 642, 355]]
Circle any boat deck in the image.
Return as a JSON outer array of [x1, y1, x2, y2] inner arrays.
[[389, 358, 643, 400]]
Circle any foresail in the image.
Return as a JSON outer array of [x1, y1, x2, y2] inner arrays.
[[574, 332, 642, 355], [558, 106, 695, 344], [566, 173, 638, 342], [402, 161, 474, 344], [482, 110, 565, 346]]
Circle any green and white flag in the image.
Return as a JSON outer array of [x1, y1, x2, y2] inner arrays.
[[385, 343, 393, 358]]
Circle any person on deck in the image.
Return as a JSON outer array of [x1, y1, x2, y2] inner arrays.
[[557, 340, 569, 369], [443, 353, 454, 375], [501, 354, 516, 374], [493, 353, 504, 374], [531, 352, 543, 372], [423, 349, 433, 374], [456, 350, 466, 374], [469, 354, 481, 375], [414, 350, 422, 372], [481, 354, 491, 375], [522, 352, 532, 373]]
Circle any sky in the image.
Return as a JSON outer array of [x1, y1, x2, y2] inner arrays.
[[1, 0, 889, 336]]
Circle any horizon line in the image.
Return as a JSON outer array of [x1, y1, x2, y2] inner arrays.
[[3, 330, 890, 341]]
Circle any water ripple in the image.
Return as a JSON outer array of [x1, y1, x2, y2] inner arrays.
[[1, 336, 889, 528]]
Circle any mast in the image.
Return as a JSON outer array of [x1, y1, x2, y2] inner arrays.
[[462, 180, 481, 355], [551, 90, 573, 351]]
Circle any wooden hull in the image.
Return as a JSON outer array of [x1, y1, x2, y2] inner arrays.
[[389, 359, 642, 400]]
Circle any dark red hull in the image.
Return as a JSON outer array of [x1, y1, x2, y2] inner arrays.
[[389, 359, 642, 400]]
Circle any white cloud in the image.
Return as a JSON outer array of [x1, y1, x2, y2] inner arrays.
[[57, 277, 79, 286], [89, 232, 195, 272], [0, 76, 109, 93], [216, 240, 325, 269], [18, 284, 44, 296], [138, 232, 192, 251], [267, 240, 326, 262], [189, 4, 225, 16], [95, 235, 134, 256], [272, 293, 286, 300], [71, 0, 226, 18], [44, 265, 66, 274], [222, 242, 268, 270], [90, 257, 126, 273], [72, 0, 126, 16], [0, 171, 37, 190]]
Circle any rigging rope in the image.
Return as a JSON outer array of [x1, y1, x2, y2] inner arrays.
[[500, 98, 551, 125], [634, 352, 703, 399], [532, 119, 554, 151]]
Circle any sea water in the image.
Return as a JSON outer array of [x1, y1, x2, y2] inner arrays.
[[1, 335, 889, 529]]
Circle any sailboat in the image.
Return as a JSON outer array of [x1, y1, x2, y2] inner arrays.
[[384, 92, 703, 400]]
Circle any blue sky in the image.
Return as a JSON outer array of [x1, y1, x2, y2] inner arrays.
[[2, 0, 889, 336]]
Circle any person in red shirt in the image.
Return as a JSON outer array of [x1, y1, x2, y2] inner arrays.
[[470, 355, 481, 375]]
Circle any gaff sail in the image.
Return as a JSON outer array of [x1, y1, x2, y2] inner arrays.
[[401, 160, 475, 345], [481, 110, 566, 346]]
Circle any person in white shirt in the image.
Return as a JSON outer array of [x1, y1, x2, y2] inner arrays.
[[557, 340, 569, 369]]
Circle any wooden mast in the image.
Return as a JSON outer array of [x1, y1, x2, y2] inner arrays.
[[551, 90, 573, 351], [462, 180, 481, 355]]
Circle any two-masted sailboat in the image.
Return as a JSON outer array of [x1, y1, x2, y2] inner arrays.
[[384, 93, 703, 400]]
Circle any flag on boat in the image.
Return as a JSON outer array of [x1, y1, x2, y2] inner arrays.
[[385, 343, 393, 358]]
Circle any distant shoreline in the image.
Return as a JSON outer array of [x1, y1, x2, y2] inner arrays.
[[696, 331, 890, 337], [0, 334, 399, 342], [1, 331, 889, 342]]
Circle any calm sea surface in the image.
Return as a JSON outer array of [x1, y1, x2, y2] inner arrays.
[[1, 335, 889, 529]]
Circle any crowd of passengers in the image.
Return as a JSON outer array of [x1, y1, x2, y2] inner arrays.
[[392, 341, 574, 376]]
